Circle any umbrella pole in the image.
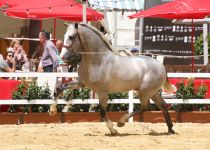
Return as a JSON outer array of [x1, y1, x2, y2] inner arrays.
[[53, 18, 56, 44], [82, 0, 87, 24], [191, 19, 195, 72], [40, 20, 42, 32]]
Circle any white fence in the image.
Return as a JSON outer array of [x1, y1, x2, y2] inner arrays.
[[0, 73, 210, 122]]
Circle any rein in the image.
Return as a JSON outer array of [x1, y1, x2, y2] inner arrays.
[[77, 51, 112, 54]]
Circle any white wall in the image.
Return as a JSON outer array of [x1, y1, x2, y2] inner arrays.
[[105, 11, 138, 49], [0, 13, 28, 37], [42, 18, 72, 41], [0, 13, 69, 40]]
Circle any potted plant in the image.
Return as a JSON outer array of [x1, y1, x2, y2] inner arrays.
[[170, 78, 209, 123], [9, 80, 61, 124]]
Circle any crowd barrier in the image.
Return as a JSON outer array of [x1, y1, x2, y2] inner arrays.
[[0, 72, 210, 122]]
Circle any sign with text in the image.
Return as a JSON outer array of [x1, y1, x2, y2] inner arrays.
[[142, 18, 203, 65]]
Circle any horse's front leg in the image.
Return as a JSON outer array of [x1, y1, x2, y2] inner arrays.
[[98, 93, 118, 135], [50, 79, 80, 116]]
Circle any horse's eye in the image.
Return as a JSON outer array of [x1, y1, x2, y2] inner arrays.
[[69, 36, 74, 41]]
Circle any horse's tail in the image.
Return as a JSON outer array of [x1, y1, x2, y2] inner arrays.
[[163, 75, 177, 94]]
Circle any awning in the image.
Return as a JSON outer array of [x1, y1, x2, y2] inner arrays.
[[88, 0, 144, 11]]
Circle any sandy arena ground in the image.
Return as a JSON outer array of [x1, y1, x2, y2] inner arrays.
[[0, 122, 209, 150]]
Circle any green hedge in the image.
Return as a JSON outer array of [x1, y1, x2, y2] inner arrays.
[[9, 78, 209, 113]]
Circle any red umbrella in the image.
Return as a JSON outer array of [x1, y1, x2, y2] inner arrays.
[[3, 0, 103, 21], [129, 0, 210, 19], [129, 0, 210, 72], [1, 0, 103, 43], [0, 0, 21, 7]]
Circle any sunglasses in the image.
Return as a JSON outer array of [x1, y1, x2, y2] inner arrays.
[[8, 55, 14, 58]]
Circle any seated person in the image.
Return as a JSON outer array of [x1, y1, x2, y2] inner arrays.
[[14, 45, 27, 70], [9, 39, 28, 70], [0, 50, 16, 72]]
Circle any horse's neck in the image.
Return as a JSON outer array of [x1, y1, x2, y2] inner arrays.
[[81, 53, 113, 66], [78, 26, 114, 65]]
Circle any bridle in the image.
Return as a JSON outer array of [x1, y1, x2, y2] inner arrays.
[[63, 31, 93, 54], [63, 32, 79, 52]]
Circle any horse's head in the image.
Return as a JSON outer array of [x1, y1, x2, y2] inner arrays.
[[60, 23, 80, 58], [60, 22, 115, 59], [60, 23, 82, 65]]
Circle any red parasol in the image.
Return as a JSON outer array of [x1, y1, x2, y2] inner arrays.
[[129, 0, 210, 72], [129, 0, 210, 19], [3, 0, 103, 21]]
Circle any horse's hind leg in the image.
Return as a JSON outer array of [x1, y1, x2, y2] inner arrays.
[[50, 80, 80, 116], [117, 98, 150, 127], [98, 93, 118, 135], [151, 92, 175, 134]]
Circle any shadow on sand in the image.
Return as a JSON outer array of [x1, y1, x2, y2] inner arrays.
[[104, 131, 178, 137]]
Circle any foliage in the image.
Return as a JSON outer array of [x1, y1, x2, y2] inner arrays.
[[194, 34, 210, 55], [175, 78, 207, 99], [108, 93, 128, 100], [24, 82, 42, 100], [63, 88, 90, 100], [62, 91, 129, 112], [107, 93, 129, 112], [171, 78, 208, 112], [63, 88, 91, 112], [9, 78, 209, 113], [12, 81, 27, 100], [64, 51, 82, 71], [10, 81, 52, 113]]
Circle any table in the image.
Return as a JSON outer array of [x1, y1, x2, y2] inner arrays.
[[0, 79, 20, 112], [169, 78, 210, 98]]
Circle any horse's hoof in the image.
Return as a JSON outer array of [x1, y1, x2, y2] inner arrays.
[[168, 130, 175, 135], [111, 129, 118, 136], [50, 104, 57, 116], [117, 122, 125, 127]]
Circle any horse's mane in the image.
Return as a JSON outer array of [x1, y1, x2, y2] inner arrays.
[[79, 23, 133, 56], [79, 23, 117, 53]]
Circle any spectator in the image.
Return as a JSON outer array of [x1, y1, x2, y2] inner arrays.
[[56, 39, 63, 53], [39, 30, 59, 72], [0, 50, 16, 72], [10, 39, 27, 70], [56, 39, 65, 66]]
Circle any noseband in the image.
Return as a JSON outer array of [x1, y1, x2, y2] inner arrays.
[[63, 32, 82, 53]]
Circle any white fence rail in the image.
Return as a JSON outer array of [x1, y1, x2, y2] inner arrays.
[[0, 72, 209, 78], [0, 72, 210, 122], [1, 99, 210, 105]]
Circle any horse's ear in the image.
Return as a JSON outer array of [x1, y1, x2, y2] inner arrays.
[[75, 23, 78, 29], [64, 22, 68, 27]]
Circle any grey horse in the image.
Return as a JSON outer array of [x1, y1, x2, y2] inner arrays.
[[50, 23, 176, 135]]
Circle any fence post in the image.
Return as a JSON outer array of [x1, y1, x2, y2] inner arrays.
[[128, 90, 134, 122]]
